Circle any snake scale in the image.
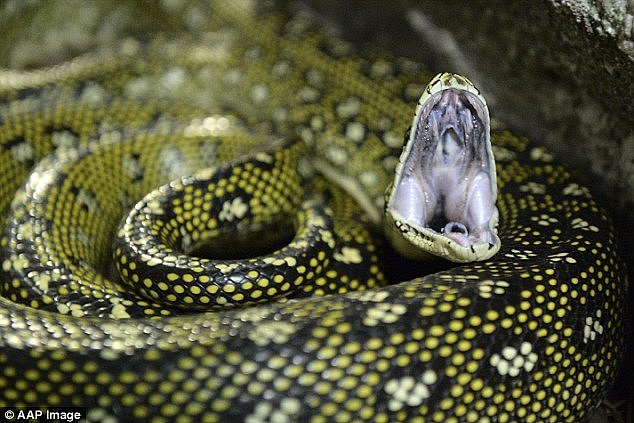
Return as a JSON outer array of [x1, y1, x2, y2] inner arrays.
[[0, 1, 626, 422]]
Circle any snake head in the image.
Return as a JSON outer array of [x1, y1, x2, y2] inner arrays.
[[384, 72, 500, 263]]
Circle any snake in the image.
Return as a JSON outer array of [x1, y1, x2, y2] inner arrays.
[[0, 1, 626, 422]]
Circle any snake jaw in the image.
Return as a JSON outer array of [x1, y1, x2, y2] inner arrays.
[[385, 72, 500, 262]]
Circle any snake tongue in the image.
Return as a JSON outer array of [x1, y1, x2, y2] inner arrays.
[[384, 73, 500, 263]]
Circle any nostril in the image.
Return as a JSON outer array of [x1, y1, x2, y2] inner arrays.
[[444, 222, 468, 235]]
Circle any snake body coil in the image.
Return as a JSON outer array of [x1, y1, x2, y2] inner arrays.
[[0, 2, 626, 422]]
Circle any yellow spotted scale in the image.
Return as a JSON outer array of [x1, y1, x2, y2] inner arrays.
[[0, 1, 626, 422]]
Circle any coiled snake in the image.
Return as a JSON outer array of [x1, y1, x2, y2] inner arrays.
[[0, 1, 626, 422]]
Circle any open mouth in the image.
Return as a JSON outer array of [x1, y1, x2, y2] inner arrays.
[[386, 74, 499, 255]]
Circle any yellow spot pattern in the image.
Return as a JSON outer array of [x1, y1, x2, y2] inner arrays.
[[0, 1, 625, 422]]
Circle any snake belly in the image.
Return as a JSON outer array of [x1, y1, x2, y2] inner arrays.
[[0, 1, 626, 422]]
